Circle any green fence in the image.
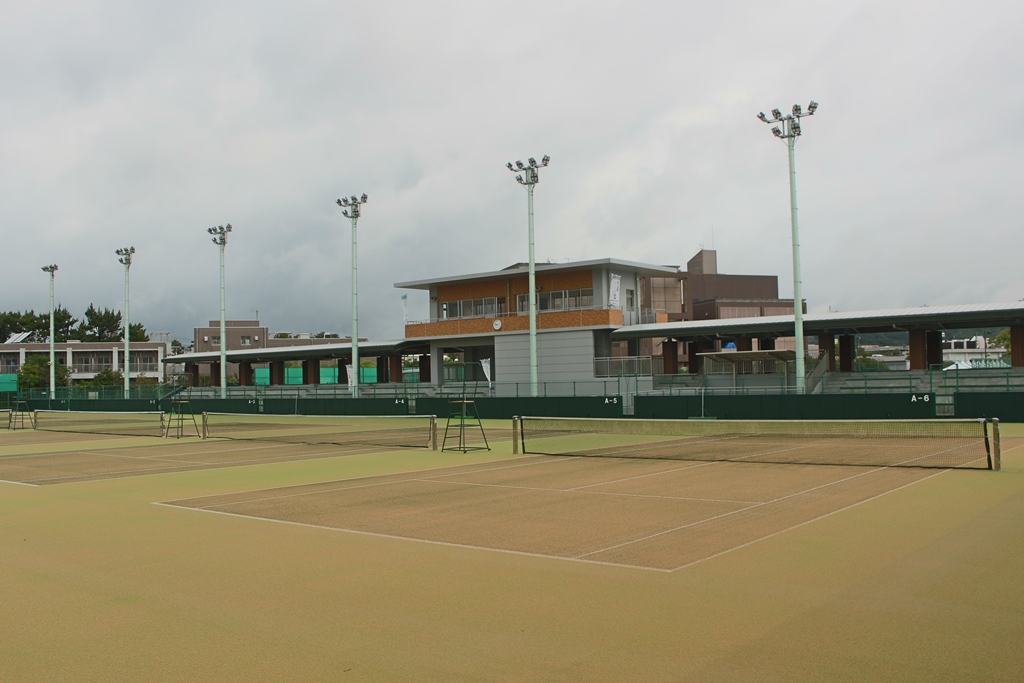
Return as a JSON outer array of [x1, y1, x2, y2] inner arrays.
[[634, 393, 938, 420], [168, 397, 412, 416], [415, 396, 623, 420], [24, 398, 163, 413], [951, 392, 1024, 422]]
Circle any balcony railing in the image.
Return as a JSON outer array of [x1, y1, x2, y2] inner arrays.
[[594, 356, 664, 377]]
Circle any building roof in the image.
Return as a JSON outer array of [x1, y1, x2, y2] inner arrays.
[[611, 301, 1024, 340], [394, 258, 679, 290]]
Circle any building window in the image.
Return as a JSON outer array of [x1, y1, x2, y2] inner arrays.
[[625, 289, 635, 311], [240, 336, 252, 346], [518, 289, 592, 314], [211, 336, 220, 346]]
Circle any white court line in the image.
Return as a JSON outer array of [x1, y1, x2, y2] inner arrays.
[[175, 453, 748, 510], [669, 469, 948, 571], [18, 444, 396, 484], [151, 501, 672, 573], [398, 477, 764, 506], [573, 463, 916, 560], [0, 478, 39, 487]]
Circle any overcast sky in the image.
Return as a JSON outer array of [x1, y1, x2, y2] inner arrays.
[[2, 0, 1021, 343]]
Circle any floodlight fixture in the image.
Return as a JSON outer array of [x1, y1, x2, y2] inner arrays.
[[116, 246, 136, 397], [505, 154, 552, 397], [756, 99, 819, 393], [506, 162, 515, 171], [42, 264, 58, 274], [757, 112, 769, 122], [337, 192, 369, 398], [208, 224, 231, 247], [116, 246, 135, 267]]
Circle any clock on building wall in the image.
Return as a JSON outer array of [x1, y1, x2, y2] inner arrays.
[[492, 319, 502, 330]]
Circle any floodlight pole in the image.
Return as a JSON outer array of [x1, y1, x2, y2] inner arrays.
[[116, 247, 135, 398], [41, 265, 58, 399], [337, 194, 368, 399], [208, 225, 232, 399], [758, 103, 817, 393], [506, 156, 551, 398]]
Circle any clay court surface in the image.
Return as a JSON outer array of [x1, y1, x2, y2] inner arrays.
[[3, 423, 1024, 681], [166, 455, 948, 571], [0, 431, 408, 485]]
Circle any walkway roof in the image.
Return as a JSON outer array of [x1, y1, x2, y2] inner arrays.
[[162, 339, 426, 365], [611, 302, 1024, 341]]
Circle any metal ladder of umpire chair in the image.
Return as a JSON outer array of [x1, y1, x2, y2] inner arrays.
[[11, 400, 30, 430], [442, 398, 490, 452], [168, 399, 200, 438]]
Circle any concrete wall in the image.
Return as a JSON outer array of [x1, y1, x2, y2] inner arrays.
[[495, 329, 598, 383]]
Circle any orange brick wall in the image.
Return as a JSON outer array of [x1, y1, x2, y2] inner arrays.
[[435, 271, 594, 302]]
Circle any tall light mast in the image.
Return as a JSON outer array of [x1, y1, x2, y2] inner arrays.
[[758, 102, 818, 393], [208, 224, 232, 399], [337, 194, 368, 398], [116, 247, 135, 398], [506, 155, 551, 397]]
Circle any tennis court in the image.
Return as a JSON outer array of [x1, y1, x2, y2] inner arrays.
[[0, 412, 443, 485], [165, 452, 960, 571]]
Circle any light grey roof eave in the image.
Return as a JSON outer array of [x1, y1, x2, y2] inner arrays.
[[394, 258, 679, 290]]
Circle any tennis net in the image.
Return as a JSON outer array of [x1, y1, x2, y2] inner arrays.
[[202, 413, 438, 450], [514, 416, 1000, 470], [34, 410, 168, 438]]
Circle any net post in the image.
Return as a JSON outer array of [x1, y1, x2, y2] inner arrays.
[[201, 412, 209, 439], [991, 418, 1001, 471], [32, 410, 39, 430], [430, 415, 438, 450], [512, 416, 520, 455], [160, 412, 168, 439]]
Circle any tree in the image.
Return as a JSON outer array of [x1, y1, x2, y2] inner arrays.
[[17, 355, 71, 389], [313, 331, 340, 338], [129, 322, 149, 342], [171, 339, 185, 354], [988, 329, 1011, 357], [75, 305, 122, 341], [273, 332, 295, 339], [89, 368, 124, 388], [0, 310, 29, 342]]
